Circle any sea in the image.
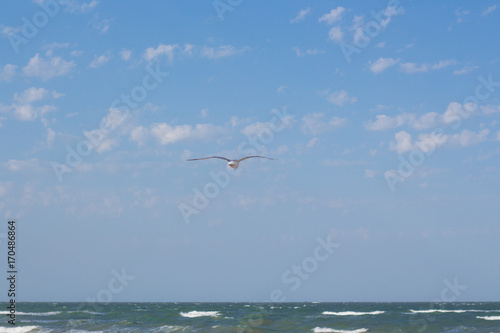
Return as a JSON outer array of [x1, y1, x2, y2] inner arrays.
[[0, 302, 499, 333]]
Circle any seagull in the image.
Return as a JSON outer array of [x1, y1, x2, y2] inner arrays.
[[186, 156, 274, 169]]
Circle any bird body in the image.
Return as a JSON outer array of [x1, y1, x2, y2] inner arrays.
[[186, 155, 273, 169]]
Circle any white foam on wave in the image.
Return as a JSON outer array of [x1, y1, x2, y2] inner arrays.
[[477, 316, 500, 320], [322, 311, 384, 316], [313, 328, 368, 333], [0, 326, 41, 333], [179, 310, 221, 318], [151, 325, 187, 332], [0, 311, 61, 316], [410, 309, 484, 314]]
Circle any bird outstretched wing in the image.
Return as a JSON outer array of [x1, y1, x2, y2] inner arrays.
[[186, 156, 231, 162], [236, 156, 274, 162]]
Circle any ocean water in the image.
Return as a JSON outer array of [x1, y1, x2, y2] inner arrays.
[[0, 302, 499, 333]]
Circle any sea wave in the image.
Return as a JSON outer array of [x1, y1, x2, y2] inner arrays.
[[477, 316, 500, 320], [0, 311, 61, 316], [0, 326, 41, 333], [410, 309, 485, 314], [312, 328, 368, 333], [322, 311, 384, 316], [150, 325, 188, 332], [179, 310, 221, 318]]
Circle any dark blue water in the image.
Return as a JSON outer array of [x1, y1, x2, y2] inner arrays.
[[0, 302, 499, 332]]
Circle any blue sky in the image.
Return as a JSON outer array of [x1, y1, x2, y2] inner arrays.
[[1, 0, 499, 302]]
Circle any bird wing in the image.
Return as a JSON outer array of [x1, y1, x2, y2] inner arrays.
[[186, 156, 231, 162], [236, 155, 274, 162]]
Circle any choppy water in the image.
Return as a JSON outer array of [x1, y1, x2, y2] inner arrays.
[[0, 302, 499, 332]]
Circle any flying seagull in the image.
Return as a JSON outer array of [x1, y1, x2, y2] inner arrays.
[[186, 156, 274, 169]]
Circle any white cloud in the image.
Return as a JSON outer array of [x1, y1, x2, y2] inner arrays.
[[390, 129, 488, 154], [290, 8, 311, 23], [4, 158, 40, 171], [200, 45, 248, 59], [400, 59, 456, 74], [0, 64, 16, 82], [120, 49, 132, 61], [182, 43, 194, 56], [481, 105, 500, 115], [448, 129, 489, 147], [151, 122, 225, 145], [292, 47, 324, 57], [319, 7, 345, 25], [327, 26, 343, 42], [14, 87, 62, 104], [89, 52, 110, 68], [22, 54, 75, 81], [453, 65, 478, 75], [241, 114, 294, 137], [0, 24, 21, 35], [364, 114, 406, 131], [375, 42, 386, 48], [431, 59, 457, 69], [130, 126, 149, 146], [47, 128, 56, 148], [400, 62, 429, 74], [327, 89, 357, 106], [302, 113, 347, 135], [482, 5, 497, 15], [390, 131, 416, 153], [143, 43, 178, 62], [306, 137, 319, 148], [369, 57, 399, 74], [59, 0, 99, 13], [442, 102, 477, 124], [365, 169, 377, 178]]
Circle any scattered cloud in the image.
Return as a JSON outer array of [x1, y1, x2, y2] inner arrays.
[[482, 5, 497, 16], [369, 57, 400, 74], [290, 8, 311, 24], [88, 52, 111, 68], [60, 0, 99, 13], [390, 129, 489, 154], [327, 26, 343, 42], [0, 64, 17, 82], [89, 14, 111, 34], [151, 122, 225, 145], [319, 7, 345, 25], [292, 47, 324, 57], [302, 113, 347, 135], [143, 43, 178, 62], [200, 45, 249, 59], [14, 87, 63, 104], [241, 114, 295, 137], [22, 53, 75, 81], [327, 89, 357, 106], [400, 59, 456, 74], [453, 65, 479, 75], [120, 49, 132, 61]]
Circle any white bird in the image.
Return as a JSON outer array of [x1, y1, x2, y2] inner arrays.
[[186, 155, 274, 169]]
